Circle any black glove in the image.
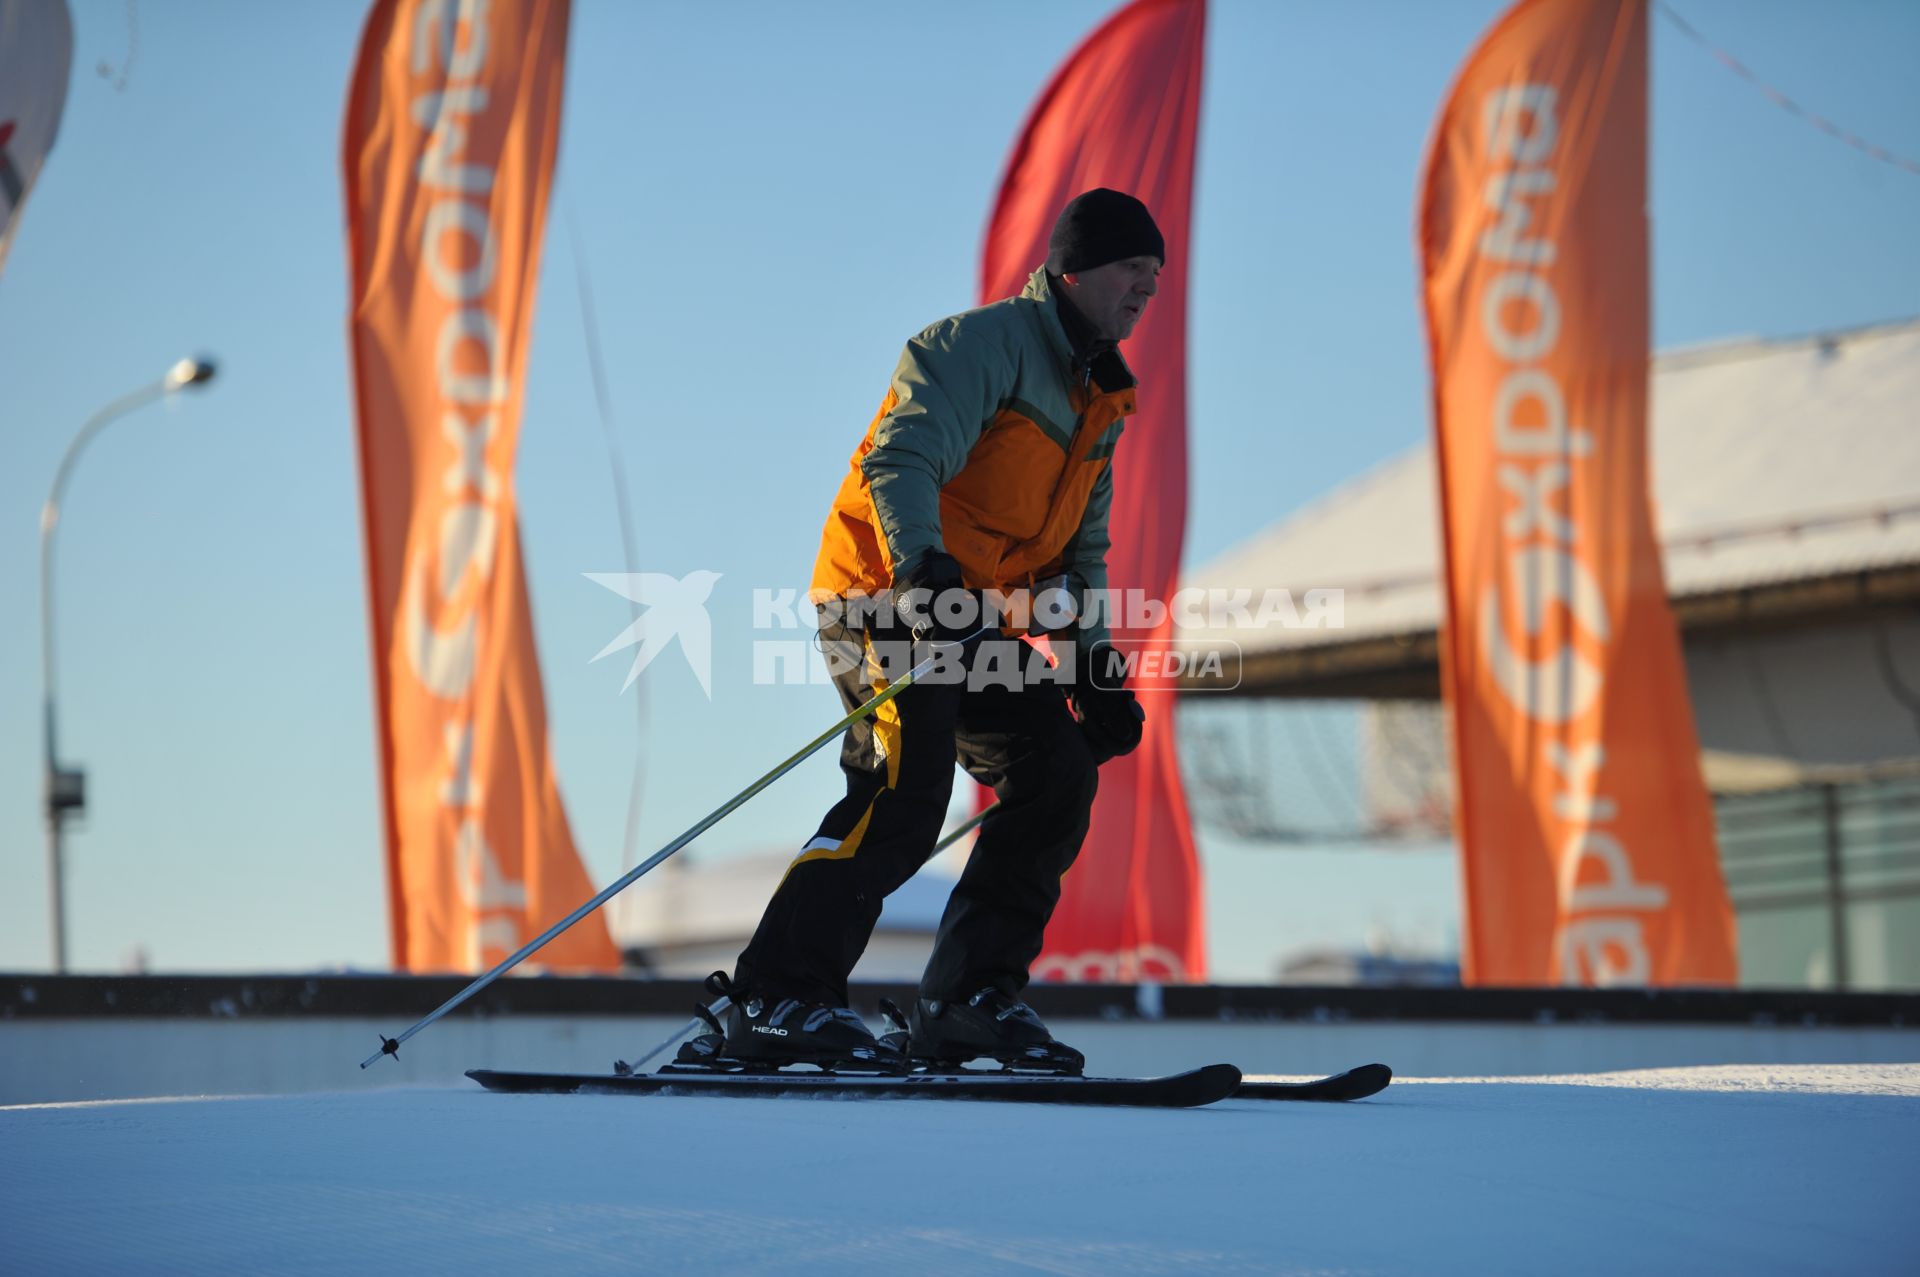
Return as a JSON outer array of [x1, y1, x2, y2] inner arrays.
[[1072, 642, 1145, 763], [891, 550, 973, 644]]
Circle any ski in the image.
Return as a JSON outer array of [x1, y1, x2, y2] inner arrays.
[[466, 1063, 1242, 1109], [1235, 1062, 1392, 1102]]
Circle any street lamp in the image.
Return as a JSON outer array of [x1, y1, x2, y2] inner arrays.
[[40, 356, 218, 973]]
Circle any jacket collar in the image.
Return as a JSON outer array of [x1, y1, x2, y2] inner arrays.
[[1022, 266, 1136, 394]]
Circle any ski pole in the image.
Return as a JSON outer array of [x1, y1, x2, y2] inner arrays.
[[928, 798, 996, 850], [359, 626, 986, 1069], [614, 796, 1005, 1073]]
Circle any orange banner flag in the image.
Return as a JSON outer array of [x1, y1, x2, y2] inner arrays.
[[1419, 0, 1736, 985], [344, 0, 617, 972]]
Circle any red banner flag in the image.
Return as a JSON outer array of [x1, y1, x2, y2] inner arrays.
[[344, 0, 617, 972], [1419, 0, 1736, 984], [980, 0, 1208, 982]]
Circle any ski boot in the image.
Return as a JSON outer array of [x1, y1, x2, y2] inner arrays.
[[908, 987, 1086, 1075], [674, 972, 905, 1074]]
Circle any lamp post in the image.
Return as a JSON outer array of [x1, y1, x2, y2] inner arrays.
[[40, 357, 218, 972]]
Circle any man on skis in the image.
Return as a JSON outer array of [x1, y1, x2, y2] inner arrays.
[[703, 189, 1162, 1074]]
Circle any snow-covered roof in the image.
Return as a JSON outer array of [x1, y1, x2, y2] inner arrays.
[[1180, 318, 1920, 659], [12, 1066, 1919, 1270]]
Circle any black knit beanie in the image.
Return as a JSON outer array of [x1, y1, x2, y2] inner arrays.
[[1045, 188, 1165, 276]]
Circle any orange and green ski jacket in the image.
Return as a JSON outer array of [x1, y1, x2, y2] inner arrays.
[[811, 267, 1135, 653]]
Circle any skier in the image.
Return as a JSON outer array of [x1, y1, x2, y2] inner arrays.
[[700, 189, 1162, 1074]]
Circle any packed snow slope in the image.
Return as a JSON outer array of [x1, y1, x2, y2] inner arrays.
[[6, 1064, 1916, 1275]]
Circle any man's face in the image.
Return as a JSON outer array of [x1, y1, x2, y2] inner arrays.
[[1062, 255, 1161, 341]]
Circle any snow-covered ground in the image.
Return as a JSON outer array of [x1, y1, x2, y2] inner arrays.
[[6, 1064, 1916, 1275]]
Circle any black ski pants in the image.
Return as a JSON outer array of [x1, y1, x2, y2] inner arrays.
[[734, 612, 1098, 1007]]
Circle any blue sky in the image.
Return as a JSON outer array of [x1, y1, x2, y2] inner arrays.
[[2, 0, 1916, 977]]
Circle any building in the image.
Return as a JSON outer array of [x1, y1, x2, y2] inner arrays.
[[1178, 318, 1920, 989]]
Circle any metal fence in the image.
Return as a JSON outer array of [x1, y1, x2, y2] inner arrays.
[[1183, 695, 1920, 989], [1715, 775, 1920, 990]]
